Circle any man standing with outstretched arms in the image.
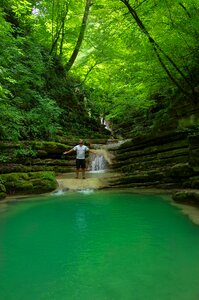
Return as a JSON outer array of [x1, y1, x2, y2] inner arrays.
[[63, 139, 94, 179]]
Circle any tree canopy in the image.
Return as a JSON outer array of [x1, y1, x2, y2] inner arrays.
[[0, 0, 199, 140]]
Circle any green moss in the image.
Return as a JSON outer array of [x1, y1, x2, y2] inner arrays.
[[1, 173, 29, 182], [32, 141, 44, 150], [0, 183, 7, 200], [189, 149, 199, 165], [178, 115, 199, 128], [15, 182, 34, 192], [53, 167, 73, 174], [189, 134, 199, 148], [0, 171, 57, 195], [0, 183, 6, 192], [119, 155, 188, 174], [36, 150, 48, 157], [30, 141, 69, 154], [189, 176, 199, 189], [0, 164, 32, 173], [0, 142, 20, 149], [172, 191, 199, 206], [31, 179, 57, 193], [167, 163, 194, 178], [0, 192, 6, 200]]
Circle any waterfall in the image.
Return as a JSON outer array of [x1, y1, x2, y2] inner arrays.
[[89, 147, 113, 172], [88, 140, 125, 173], [90, 153, 107, 172]]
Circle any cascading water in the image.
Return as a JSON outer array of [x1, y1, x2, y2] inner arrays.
[[55, 140, 123, 191], [88, 141, 123, 172], [89, 153, 107, 172]]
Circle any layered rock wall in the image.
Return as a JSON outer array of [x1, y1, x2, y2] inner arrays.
[[110, 131, 199, 190], [0, 141, 74, 174]]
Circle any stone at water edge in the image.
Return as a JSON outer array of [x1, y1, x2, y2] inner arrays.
[[57, 177, 106, 191], [172, 190, 199, 206], [0, 183, 6, 200]]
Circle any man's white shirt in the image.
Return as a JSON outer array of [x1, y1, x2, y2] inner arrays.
[[73, 145, 89, 159]]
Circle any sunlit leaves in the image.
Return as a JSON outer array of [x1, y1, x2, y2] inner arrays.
[[0, 0, 199, 139], [73, 0, 199, 127], [11, 0, 32, 16]]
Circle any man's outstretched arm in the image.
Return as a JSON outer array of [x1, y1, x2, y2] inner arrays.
[[63, 149, 74, 155]]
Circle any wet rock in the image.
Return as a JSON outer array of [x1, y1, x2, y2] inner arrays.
[[188, 176, 199, 189], [112, 131, 199, 189], [167, 163, 194, 179], [172, 191, 199, 206]]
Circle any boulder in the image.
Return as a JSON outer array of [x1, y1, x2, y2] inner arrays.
[[0, 172, 57, 195], [172, 191, 199, 206]]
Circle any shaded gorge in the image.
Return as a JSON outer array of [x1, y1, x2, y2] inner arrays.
[[0, 191, 199, 300]]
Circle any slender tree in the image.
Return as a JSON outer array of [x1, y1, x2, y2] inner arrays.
[[49, 0, 69, 55], [120, 0, 196, 98], [65, 0, 92, 72]]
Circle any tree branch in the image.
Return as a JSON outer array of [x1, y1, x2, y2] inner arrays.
[[120, 0, 195, 96]]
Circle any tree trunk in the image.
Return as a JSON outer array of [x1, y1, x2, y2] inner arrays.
[[65, 0, 92, 72], [50, 1, 68, 56], [59, 25, 65, 57], [120, 0, 195, 97]]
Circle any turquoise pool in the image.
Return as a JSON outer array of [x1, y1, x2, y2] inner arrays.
[[0, 190, 199, 300]]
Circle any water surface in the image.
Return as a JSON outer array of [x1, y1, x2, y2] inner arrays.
[[0, 191, 199, 300]]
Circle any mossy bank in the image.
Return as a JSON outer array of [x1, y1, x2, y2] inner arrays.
[[0, 138, 109, 199], [0, 171, 57, 200]]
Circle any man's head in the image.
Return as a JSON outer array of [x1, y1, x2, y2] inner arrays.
[[79, 139, 84, 145]]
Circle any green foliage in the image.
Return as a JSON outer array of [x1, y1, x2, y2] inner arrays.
[[1, 0, 199, 141], [0, 1, 103, 141], [178, 116, 199, 130], [73, 0, 199, 135], [0, 155, 9, 163], [13, 145, 37, 158], [150, 108, 177, 132]]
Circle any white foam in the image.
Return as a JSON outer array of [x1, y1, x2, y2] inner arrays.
[[88, 170, 106, 174], [77, 189, 95, 195], [51, 189, 66, 196]]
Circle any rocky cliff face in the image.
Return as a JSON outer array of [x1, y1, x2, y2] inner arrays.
[[109, 131, 199, 191], [0, 138, 109, 199], [0, 141, 75, 174]]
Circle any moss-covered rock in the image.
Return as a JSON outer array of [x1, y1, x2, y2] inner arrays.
[[118, 131, 187, 152], [186, 176, 199, 189], [36, 150, 48, 157], [172, 191, 199, 206], [30, 141, 70, 155], [0, 193, 6, 200], [117, 155, 188, 174], [117, 138, 188, 159], [0, 183, 6, 200], [109, 171, 162, 186], [188, 134, 199, 149], [26, 158, 74, 166], [0, 164, 31, 174], [0, 171, 57, 195], [167, 163, 194, 179], [189, 148, 199, 165], [0, 142, 20, 150]]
